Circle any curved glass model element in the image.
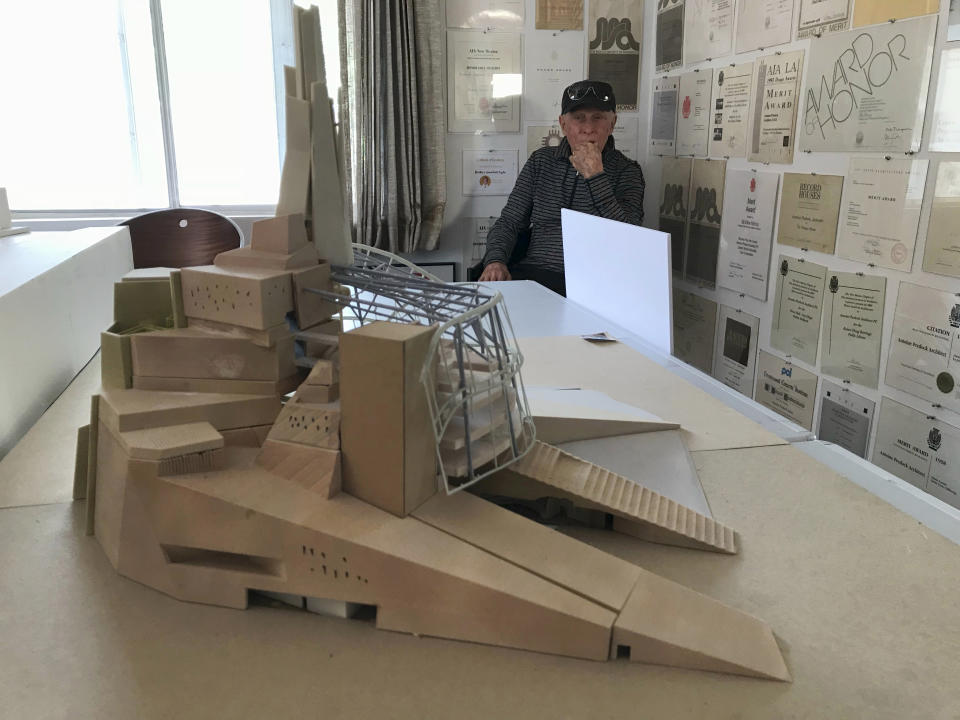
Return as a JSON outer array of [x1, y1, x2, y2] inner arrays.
[[305, 244, 535, 491]]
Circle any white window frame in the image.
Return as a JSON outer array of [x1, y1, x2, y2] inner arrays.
[[12, 0, 300, 230]]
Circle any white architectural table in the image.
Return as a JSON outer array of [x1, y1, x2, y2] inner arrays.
[[0, 227, 132, 456], [1, 276, 960, 719], [487, 280, 960, 546]]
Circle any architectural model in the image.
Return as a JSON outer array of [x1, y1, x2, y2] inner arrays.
[[72, 6, 789, 683], [75, 209, 789, 681]]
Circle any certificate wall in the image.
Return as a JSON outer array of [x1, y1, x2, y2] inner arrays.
[[635, 0, 960, 509], [434, 0, 959, 510], [440, 0, 647, 282]]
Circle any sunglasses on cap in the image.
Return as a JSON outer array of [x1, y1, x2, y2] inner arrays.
[[566, 83, 612, 102]]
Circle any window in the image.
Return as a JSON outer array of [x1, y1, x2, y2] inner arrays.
[[161, 0, 280, 206], [0, 0, 340, 214], [0, 1, 167, 210]]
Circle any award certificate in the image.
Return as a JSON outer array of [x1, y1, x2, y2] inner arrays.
[[754, 350, 819, 430], [712, 305, 760, 397], [820, 271, 886, 389], [717, 168, 779, 301], [836, 157, 928, 272], [771, 256, 827, 366]]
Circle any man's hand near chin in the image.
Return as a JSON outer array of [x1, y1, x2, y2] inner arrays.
[[569, 141, 604, 179], [479, 261, 511, 282]]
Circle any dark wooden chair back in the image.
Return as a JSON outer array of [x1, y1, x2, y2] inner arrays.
[[120, 208, 243, 268]]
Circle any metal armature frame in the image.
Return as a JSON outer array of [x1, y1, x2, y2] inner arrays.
[[305, 246, 535, 492], [349, 243, 442, 282]]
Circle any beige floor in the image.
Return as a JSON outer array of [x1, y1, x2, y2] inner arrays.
[[3, 359, 960, 719]]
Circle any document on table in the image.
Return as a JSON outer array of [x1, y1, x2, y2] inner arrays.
[[708, 61, 753, 159], [717, 168, 779, 301], [462, 150, 519, 196], [672, 288, 718, 374], [447, 0, 524, 30], [800, 16, 937, 153], [447, 31, 522, 133], [754, 350, 818, 430], [852, 0, 939, 27], [735, 0, 794, 53], [536, 0, 584, 29], [885, 282, 960, 414], [837, 156, 928, 272], [711, 305, 759, 397], [650, 77, 679, 155], [525, 123, 564, 157], [589, 0, 643, 111], [656, 0, 684, 72], [748, 50, 803, 164], [683, 158, 726, 287], [683, 0, 733, 65], [676, 69, 712, 157], [524, 31, 583, 121], [820, 271, 886, 389], [929, 48, 960, 153], [771, 256, 827, 366], [797, 0, 850, 39], [777, 172, 843, 254], [817, 380, 874, 459], [872, 397, 960, 510], [659, 157, 693, 275], [923, 161, 960, 279]]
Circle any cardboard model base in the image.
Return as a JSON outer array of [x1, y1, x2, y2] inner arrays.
[[84, 385, 788, 680]]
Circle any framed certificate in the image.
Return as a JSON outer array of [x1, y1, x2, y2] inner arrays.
[[447, 30, 522, 134]]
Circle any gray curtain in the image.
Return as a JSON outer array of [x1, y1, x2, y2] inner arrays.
[[338, 0, 445, 253]]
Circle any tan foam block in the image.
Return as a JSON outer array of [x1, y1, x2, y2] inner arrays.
[[170, 270, 186, 328], [305, 358, 337, 385], [98, 388, 281, 434], [187, 317, 292, 348], [413, 490, 641, 612], [214, 244, 318, 271], [340, 321, 438, 517], [250, 213, 308, 254], [181, 265, 293, 330], [74, 425, 90, 500], [133, 374, 301, 396], [613, 571, 791, 681], [122, 459, 615, 659], [220, 424, 273, 447], [266, 401, 340, 449], [92, 418, 125, 565], [114, 278, 173, 327], [292, 263, 339, 329], [291, 383, 339, 404], [131, 328, 296, 381], [101, 329, 133, 389], [118, 422, 224, 460], [255, 438, 341, 497]]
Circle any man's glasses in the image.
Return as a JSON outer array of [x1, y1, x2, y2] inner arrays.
[[566, 84, 611, 102]]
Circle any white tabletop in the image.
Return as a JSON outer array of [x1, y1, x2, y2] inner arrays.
[[486, 279, 960, 545], [484, 280, 814, 443]]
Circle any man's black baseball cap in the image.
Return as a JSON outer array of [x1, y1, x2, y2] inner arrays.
[[561, 80, 616, 114]]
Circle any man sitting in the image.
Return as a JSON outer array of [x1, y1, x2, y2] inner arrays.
[[478, 80, 646, 296]]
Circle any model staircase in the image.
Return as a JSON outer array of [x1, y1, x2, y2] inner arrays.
[[504, 441, 738, 554]]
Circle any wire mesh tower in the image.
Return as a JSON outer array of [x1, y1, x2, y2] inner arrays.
[[306, 244, 535, 492]]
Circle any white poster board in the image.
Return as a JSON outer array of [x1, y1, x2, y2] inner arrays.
[[561, 209, 672, 353]]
